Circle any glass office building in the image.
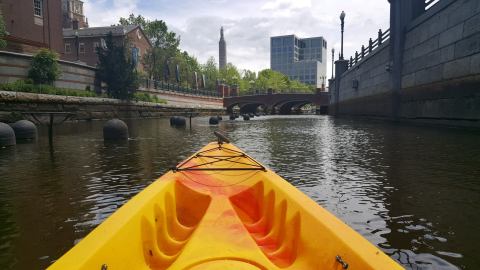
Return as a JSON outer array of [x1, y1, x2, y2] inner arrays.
[[270, 35, 327, 88]]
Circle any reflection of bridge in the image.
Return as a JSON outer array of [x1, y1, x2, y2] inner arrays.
[[224, 92, 330, 114]]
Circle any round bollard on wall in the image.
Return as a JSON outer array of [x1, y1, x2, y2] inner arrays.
[[243, 115, 250, 121], [103, 119, 129, 140], [10, 120, 37, 141], [229, 115, 235, 120], [170, 116, 186, 127], [209, 116, 219, 125], [0, 122, 16, 146]]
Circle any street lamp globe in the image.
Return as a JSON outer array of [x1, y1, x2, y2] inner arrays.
[[340, 11, 345, 21]]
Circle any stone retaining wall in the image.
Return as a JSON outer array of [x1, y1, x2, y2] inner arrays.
[[0, 51, 96, 90], [0, 91, 224, 122], [331, 0, 480, 126]]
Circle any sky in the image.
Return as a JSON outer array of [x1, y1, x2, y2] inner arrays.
[[84, 0, 390, 78]]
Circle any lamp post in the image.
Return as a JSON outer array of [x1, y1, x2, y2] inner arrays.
[[340, 11, 345, 60], [74, 30, 79, 61], [331, 48, 335, 79]]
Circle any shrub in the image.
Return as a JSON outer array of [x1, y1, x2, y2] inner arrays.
[[28, 49, 61, 85], [0, 80, 96, 97]]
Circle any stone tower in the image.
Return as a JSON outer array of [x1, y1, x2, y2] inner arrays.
[[219, 26, 227, 70], [62, 0, 88, 29]]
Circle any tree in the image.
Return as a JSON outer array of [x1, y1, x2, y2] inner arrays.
[[0, 14, 6, 49], [119, 14, 180, 82], [28, 49, 60, 85], [219, 63, 241, 86], [255, 69, 289, 92], [201, 57, 219, 90], [96, 33, 139, 100]]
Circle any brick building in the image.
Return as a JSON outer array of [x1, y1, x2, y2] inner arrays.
[[1, 0, 64, 54], [62, 25, 152, 71]]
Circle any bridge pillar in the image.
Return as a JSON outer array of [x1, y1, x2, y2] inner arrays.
[[389, 0, 426, 120], [333, 60, 349, 115]]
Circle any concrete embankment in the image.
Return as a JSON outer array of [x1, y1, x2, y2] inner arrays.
[[0, 91, 224, 122]]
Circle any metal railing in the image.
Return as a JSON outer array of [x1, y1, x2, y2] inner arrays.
[[347, 28, 390, 70], [141, 79, 220, 98], [425, 0, 440, 10], [233, 89, 320, 97]]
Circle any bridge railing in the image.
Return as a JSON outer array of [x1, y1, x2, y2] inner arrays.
[[233, 89, 320, 97], [346, 28, 390, 70], [141, 79, 220, 98], [425, 0, 440, 10]]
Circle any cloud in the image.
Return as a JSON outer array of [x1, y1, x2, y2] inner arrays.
[[84, 0, 390, 77]]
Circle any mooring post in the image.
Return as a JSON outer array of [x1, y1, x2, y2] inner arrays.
[[48, 114, 54, 145]]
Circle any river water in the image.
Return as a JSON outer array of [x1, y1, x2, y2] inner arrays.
[[0, 115, 478, 269]]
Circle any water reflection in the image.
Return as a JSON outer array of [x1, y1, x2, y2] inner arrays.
[[0, 116, 478, 269]]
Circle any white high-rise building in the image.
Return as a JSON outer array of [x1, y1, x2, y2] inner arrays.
[[270, 35, 327, 88]]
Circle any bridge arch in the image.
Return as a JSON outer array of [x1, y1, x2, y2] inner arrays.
[[273, 99, 316, 114], [226, 102, 267, 114], [223, 92, 329, 115]]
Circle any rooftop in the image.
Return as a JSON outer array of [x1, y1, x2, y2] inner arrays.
[[63, 25, 138, 38]]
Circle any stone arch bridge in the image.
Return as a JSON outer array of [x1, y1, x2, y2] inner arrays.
[[224, 92, 330, 114]]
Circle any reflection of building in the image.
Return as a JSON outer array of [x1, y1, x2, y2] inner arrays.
[[62, 0, 88, 29], [270, 35, 327, 88], [62, 25, 152, 71], [1, 0, 64, 54], [219, 27, 227, 70]]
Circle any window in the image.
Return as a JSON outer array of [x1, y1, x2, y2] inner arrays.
[[93, 42, 99, 52], [33, 0, 43, 17], [65, 43, 71, 54], [79, 43, 85, 54]]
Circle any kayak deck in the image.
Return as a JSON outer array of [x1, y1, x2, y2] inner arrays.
[[48, 142, 403, 269]]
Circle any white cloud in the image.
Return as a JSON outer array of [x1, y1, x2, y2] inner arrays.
[[84, 0, 390, 78]]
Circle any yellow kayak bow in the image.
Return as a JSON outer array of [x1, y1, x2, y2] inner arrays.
[[49, 139, 403, 270]]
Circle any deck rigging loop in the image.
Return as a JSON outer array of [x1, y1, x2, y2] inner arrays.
[[173, 131, 265, 172], [336, 255, 349, 269]]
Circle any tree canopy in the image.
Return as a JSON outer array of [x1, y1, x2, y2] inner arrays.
[[96, 33, 139, 100], [118, 14, 315, 94]]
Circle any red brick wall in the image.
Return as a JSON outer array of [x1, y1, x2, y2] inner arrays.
[[125, 28, 152, 72], [2, 0, 64, 55], [63, 28, 152, 71]]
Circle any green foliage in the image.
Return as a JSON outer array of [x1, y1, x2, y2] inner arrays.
[[118, 14, 314, 94], [0, 80, 97, 97], [96, 33, 139, 100], [133, 92, 166, 104], [201, 57, 219, 90], [119, 14, 179, 49], [28, 49, 60, 85], [120, 14, 182, 82], [219, 63, 241, 86], [0, 14, 6, 49]]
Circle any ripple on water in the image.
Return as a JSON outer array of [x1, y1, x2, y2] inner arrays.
[[0, 116, 478, 269]]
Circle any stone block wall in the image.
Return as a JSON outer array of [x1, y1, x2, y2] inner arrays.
[[400, 0, 480, 121], [402, 0, 480, 88], [332, 0, 480, 125], [0, 51, 96, 90], [336, 41, 392, 116], [0, 91, 223, 122]]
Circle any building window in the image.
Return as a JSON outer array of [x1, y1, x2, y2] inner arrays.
[[79, 43, 85, 54], [93, 42, 99, 52], [33, 0, 43, 17], [65, 43, 71, 54]]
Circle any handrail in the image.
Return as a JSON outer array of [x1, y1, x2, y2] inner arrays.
[[346, 28, 390, 70], [425, 0, 440, 10], [232, 89, 320, 97], [141, 79, 220, 98], [342, 0, 440, 71]]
